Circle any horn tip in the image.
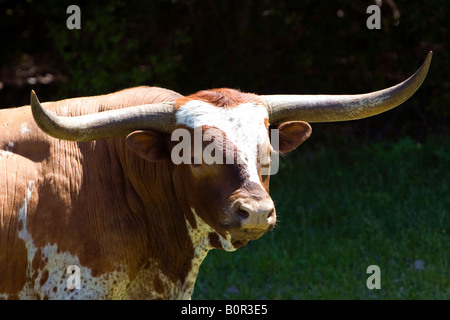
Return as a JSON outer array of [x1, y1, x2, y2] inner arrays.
[[30, 90, 39, 104], [424, 51, 433, 68]]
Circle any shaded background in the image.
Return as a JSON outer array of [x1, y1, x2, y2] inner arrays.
[[0, 0, 448, 300], [0, 0, 448, 142]]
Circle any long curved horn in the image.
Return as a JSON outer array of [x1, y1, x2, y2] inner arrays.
[[261, 51, 432, 124], [31, 91, 176, 141]]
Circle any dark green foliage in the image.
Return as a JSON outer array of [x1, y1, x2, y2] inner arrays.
[[0, 1, 449, 140]]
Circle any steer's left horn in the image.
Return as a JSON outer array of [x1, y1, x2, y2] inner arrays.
[[31, 91, 176, 141], [261, 51, 432, 124]]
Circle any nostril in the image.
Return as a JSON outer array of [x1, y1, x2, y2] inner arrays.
[[236, 208, 250, 219], [267, 208, 275, 218]]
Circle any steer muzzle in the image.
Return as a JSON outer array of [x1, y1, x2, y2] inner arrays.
[[224, 196, 276, 241]]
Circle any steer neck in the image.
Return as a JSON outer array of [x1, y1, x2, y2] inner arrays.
[[180, 208, 214, 298]]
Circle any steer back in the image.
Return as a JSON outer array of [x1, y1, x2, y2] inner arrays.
[[0, 86, 186, 299]]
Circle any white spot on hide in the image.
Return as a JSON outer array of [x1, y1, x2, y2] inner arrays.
[[176, 101, 270, 187], [187, 208, 236, 253], [0, 142, 16, 160], [21, 123, 31, 136], [15, 180, 130, 299]]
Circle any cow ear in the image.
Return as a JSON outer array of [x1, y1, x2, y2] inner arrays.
[[126, 130, 170, 161], [271, 121, 312, 154]]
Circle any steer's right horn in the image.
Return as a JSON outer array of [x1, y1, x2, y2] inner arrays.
[[31, 91, 176, 141], [261, 51, 432, 124]]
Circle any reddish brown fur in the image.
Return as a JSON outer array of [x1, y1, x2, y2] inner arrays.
[[176, 88, 264, 108], [1, 86, 198, 298]]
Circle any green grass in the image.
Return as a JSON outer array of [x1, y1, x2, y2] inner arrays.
[[192, 134, 450, 299]]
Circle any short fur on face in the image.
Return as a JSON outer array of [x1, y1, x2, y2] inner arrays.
[[125, 88, 312, 248]]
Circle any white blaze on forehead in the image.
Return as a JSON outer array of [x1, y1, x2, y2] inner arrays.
[[176, 101, 270, 186]]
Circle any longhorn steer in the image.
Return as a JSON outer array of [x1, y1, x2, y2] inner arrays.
[[0, 52, 431, 299]]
